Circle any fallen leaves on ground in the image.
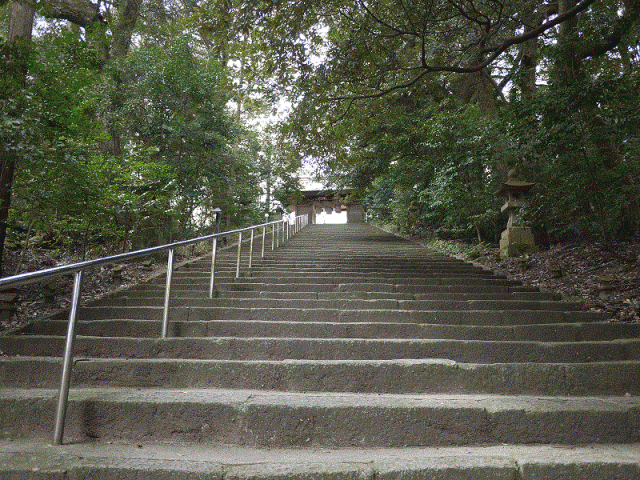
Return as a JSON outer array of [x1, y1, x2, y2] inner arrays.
[[466, 239, 640, 323]]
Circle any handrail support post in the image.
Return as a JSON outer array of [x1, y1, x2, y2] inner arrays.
[[271, 224, 275, 251], [235, 231, 243, 279], [248, 229, 255, 273], [209, 237, 218, 298], [52, 269, 84, 446], [161, 248, 174, 339]]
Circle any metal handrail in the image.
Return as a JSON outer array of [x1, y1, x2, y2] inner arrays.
[[0, 213, 309, 445]]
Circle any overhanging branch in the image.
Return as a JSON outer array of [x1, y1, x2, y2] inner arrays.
[[42, 0, 104, 27], [330, 0, 599, 102]]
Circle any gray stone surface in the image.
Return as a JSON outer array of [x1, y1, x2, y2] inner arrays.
[[1, 440, 640, 480], [1, 388, 639, 446], [1, 223, 639, 478]]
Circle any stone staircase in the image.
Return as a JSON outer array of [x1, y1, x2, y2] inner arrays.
[[1, 223, 639, 479]]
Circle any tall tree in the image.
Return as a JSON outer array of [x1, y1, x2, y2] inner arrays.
[[0, 0, 34, 274]]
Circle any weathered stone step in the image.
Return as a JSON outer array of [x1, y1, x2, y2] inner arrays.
[[278, 253, 483, 261], [90, 296, 584, 312], [2, 439, 640, 480], [193, 259, 479, 269], [276, 245, 449, 250], [195, 253, 482, 263], [271, 253, 452, 258], [3, 357, 640, 396], [1, 388, 638, 447], [184, 262, 494, 274], [172, 270, 498, 281], [53, 305, 606, 325], [162, 273, 510, 283], [221, 298, 582, 311], [1, 335, 637, 363], [107, 289, 561, 302], [18, 318, 640, 342], [260, 256, 524, 267], [136, 281, 521, 295]]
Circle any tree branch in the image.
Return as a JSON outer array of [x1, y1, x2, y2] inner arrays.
[[579, 0, 640, 59], [480, 0, 597, 56], [331, 98, 356, 124], [43, 0, 104, 27], [329, 70, 430, 101], [357, 0, 413, 36], [328, 0, 599, 102]]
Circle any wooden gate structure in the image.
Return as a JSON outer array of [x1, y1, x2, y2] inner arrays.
[[292, 189, 364, 224]]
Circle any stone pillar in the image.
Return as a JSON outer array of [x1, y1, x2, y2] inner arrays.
[[296, 205, 314, 224], [347, 203, 364, 223]]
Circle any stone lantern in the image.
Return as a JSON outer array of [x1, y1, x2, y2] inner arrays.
[[495, 169, 538, 257]]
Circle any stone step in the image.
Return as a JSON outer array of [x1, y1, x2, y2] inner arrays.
[[89, 296, 585, 312], [219, 261, 479, 270], [52, 305, 607, 325], [158, 275, 512, 285], [191, 254, 486, 264], [135, 281, 522, 295], [3, 357, 639, 396], [1, 335, 637, 363], [192, 260, 483, 270], [1, 388, 638, 447], [181, 264, 496, 275], [106, 289, 561, 302], [172, 271, 499, 282], [2, 439, 639, 480], [18, 318, 640, 342], [2, 222, 637, 477]]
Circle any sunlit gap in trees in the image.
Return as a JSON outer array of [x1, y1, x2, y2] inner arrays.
[[316, 209, 347, 224]]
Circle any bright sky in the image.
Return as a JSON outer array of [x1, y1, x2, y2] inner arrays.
[[316, 209, 347, 224]]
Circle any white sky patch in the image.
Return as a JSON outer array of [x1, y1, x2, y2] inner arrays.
[[316, 209, 347, 224]]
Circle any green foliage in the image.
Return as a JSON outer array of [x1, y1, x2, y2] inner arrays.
[[504, 68, 640, 243], [253, 0, 640, 245], [361, 176, 394, 224], [119, 36, 233, 168], [5, 23, 271, 261], [340, 99, 504, 241], [1, 37, 35, 163], [9, 30, 109, 256], [414, 107, 503, 241], [5, 0, 640, 269]]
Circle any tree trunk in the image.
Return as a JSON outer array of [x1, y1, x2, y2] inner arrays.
[[104, 0, 144, 157], [455, 68, 498, 114], [0, 1, 35, 276], [554, 0, 582, 83], [517, 6, 544, 101], [111, 0, 143, 58], [8, 1, 35, 42]]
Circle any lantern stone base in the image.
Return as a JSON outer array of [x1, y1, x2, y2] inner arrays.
[[499, 227, 539, 258]]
